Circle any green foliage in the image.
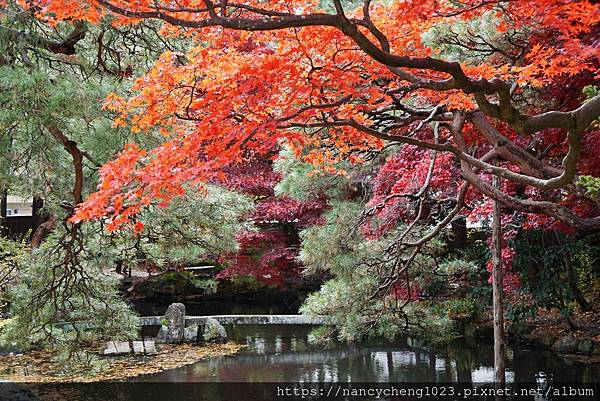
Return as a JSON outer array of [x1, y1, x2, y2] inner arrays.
[[0, 236, 28, 309], [577, 175, 600, 199], [135, 272, 218, 298], [103, 186, 253, 271], [51, 347, 108, 374], [432, 298, 480, 332], [299, 200, 453, 342], [274, 145, 352, 201], [0, 62, 133, 202], [0, 7, 253, 359], [228, 275, 267, 291], [307, 325, 336, 346], [190, 277, 218, 294], [583, 85, 599, 100], [512, 231, 600, 315], [505, 299, 536, 322], [272, 145, 483, 343], [1, 228, 139, 351], [0, 5, 180, 205], [0, 185, 248, 353], [298, 200, 365, 276], [453, 233, 493, 302]]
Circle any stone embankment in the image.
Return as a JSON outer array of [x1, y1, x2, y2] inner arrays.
[[464, 322, 600, 358]]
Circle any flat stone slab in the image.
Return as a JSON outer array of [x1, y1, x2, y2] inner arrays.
[[103, 340, 158, 355], [132, 341, 144, 354], [103, 341, 131, 355], [143, 339, 157, 355]]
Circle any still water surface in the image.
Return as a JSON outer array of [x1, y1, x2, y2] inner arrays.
[[134, 324, 600, 384], [6, 303, 597, 401]]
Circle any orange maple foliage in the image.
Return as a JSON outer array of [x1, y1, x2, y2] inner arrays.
[[15, 0, 599, 230]]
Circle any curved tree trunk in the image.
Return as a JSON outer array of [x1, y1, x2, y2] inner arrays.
[[30, 214, 57, 249]]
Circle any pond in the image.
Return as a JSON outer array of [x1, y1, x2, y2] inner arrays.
[[29, 323, 591, 401], [128, 301, 600, 399], [134, 324, 600, 384], [4, 303, 599, 401]]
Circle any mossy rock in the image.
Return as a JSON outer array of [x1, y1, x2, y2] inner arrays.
[[577, 339, 594, 354], [507, 322, 535, 337], [552, 335, 579, 353], [524, 333, 556, 347], [203, 318, 227, 343]]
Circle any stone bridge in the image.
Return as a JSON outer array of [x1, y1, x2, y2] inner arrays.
[[142, 304, 332, 344], [138, 314, 331, 327], [96, 304, 334, 353]]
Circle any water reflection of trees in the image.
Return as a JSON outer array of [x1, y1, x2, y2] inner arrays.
[[135, 328, 600, 384]]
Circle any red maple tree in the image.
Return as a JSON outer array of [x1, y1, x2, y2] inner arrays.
[[217, 159, 326, 286], [13, 0, 599, 296]]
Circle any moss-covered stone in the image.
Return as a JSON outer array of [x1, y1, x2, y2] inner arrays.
[[524, 333, 556, 347], [507, 322, 535, 337], [552, 335, 579, 353], [577, 339, 594, 354]]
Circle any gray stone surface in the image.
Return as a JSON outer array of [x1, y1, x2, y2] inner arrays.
[[132, 341, 144, 354], [524, 333, 556, 347], [157, 325, 169, 341], [184, 324, 199, 342], [103, 340, 157, 355], [591, 341, 600, 356], [138, 314, 331, 326], [143, 340, 157, 355], [203, 318, 228, 343], [578, 339, 594, 354], [552, 335, 579, 353], [103, 341, 132, 355], [156, 303, 186, 343]]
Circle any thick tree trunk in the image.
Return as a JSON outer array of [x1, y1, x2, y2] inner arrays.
[[491, 174, 506, 387], [45, 124, 84, 206], [30, 214, 57, 249]]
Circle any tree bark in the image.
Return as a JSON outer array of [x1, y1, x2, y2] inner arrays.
[[491, 173, 506, 387], [30, 214, 57, 249], [45, 124, 84, 206]]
